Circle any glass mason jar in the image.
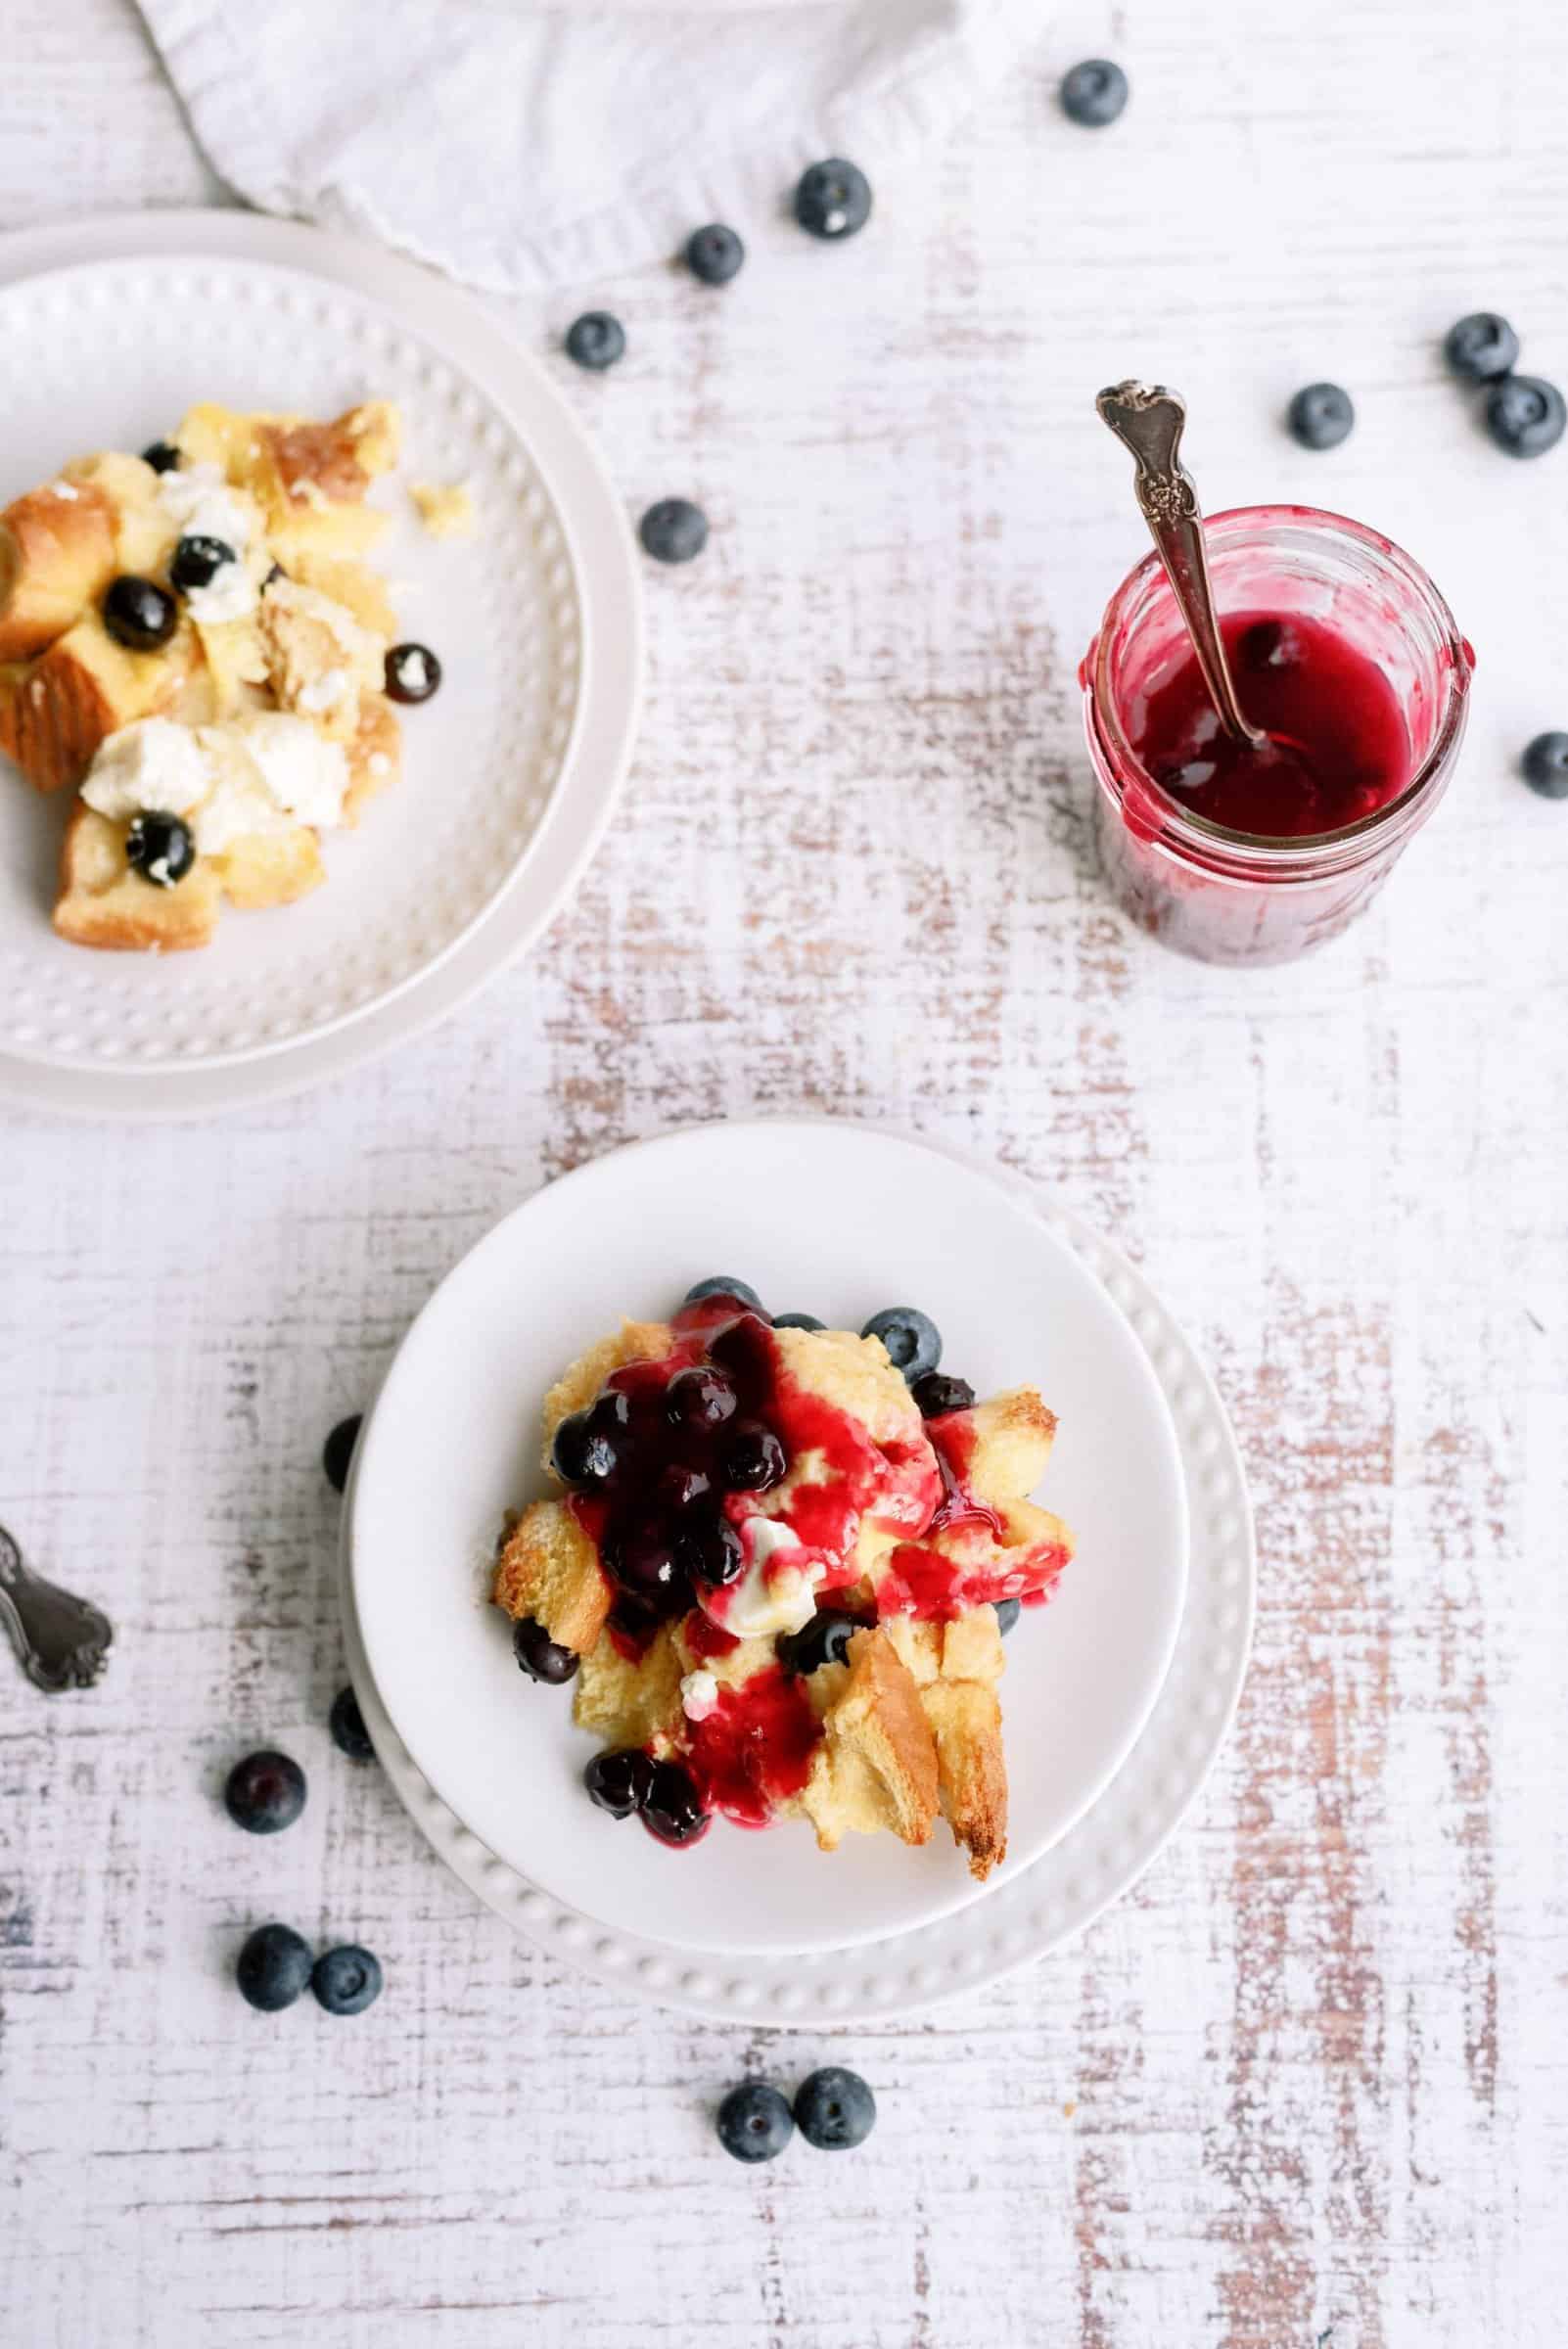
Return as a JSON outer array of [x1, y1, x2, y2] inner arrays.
[[1082, 505, 1473, 965]]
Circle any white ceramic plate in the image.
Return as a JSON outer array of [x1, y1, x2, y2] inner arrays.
[[0, 212, 641, 1118], [350, 1121, 1189, 1957], [341, 1168, 1252, 2022]]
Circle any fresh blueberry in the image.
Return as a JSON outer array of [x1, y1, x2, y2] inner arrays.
[[684, 1276, 765, 1313], [1486, 374, 1566, 458], [551, 1405, 622, 1490], [584, 1746, 657, 1819], [1444, 311, 1520, 384], [1287, 384, 1355, 451], [236, 1922, 312, 2012], [311, 1945, 383, 2016], [666, 1364, 739, 1434], [771, 1313, 825, 1332], [794, 159, 873, 242], [329, 1684, 375, 1762], [861, 1307, 943, 1383], [719, 1422, 787, 1494], [124, 811, 195, 889], [1059, 59, 1129, 127], [103, 574, 177, 651], [170, 533, 236, 593], [794, 2065, 876, 2150], [513, 1615, 579, 1684], [565, 311, 625, 371], [656, 1460, 714, 1515], [716, 2080, 795, 2162], [322, 1414, 362, 1494], [225, 1749, 307, 1835], [778, 1611, 859, 1677], [1521, 731, 1568, 800], [384, 643, 441, 704], [641, 1760, 710, 1846], [992, 1597, 1022, 1635], [910, 1371, 975, 1419], [675, 1505, 746, 1587], [684, 224, 745, 286], [141, 439, 180, 474], [640, 498, 709, 564]]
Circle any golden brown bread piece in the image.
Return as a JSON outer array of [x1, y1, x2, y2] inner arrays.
[[0, 478, 118, 662], [52, 803, 222, 951], [574, 1627, 685, 1750], [795, 1627, 940, 1853], [884, 1612, 1009, 1880], [177, 401, 399, 567], [343, 694, 401, 823], [492, 1497, 612, 1655], [960, 1387, 1059, 1506], [0, 615, 203, 794]]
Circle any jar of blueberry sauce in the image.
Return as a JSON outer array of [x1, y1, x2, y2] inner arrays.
[[1081, 505, 1474, 965]]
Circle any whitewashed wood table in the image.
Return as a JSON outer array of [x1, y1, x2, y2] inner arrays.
[[4, 2, 1565, 2343]]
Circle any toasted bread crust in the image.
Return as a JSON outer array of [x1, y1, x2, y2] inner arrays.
[[798, 1627, 940, 1852], [0, 479, 117, 662], [960, 1387, 1059, 1506], [0, 615, 200, 794], [492, 1497, 612, 1655], [52, 802, 221, 951]]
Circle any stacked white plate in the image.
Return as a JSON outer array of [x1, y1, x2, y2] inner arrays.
[[344, 1121, 1254, 2024]]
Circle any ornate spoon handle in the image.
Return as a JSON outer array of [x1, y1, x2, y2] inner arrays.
[[1095, 380, 1267, 750], [0, 1521, 113, 1692]]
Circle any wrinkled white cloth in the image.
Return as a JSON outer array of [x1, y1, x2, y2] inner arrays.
[[138, 0, 1036, 293]]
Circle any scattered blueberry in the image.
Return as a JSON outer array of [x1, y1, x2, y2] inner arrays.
[[720, 1421, 787, 1494], [1444, 311, 1520, 384], [683, 1277, 765, 1313], [565, 311, 625, 371], [384, 643, 441, 704], [513, 1615, 579, 1685], [311, 1944, 383, 2016], [771, 1313, 825, 1331], [640, 498, 709, 564], [641, 1760, 710, 1846], [170, 533, 236, 593], [675, 1505, 746, 1587], [329, 1684, 375, 1762], [684, 224, 745, 286], [992, 1597, 1022, 1635], [323, 1414, 362, 1495], [1485, 374, 1566, 459], [124, 810, 195, 889], [237, 1922, 312, 2012], [794, 2065, 876, 2150], [666, 1364, 740, 1434], [141, 439, 180, 474], [1287, 384, 1355, 451], [225, 1749, 307, 1835], [103, 574, 177, 651], [1059, 59, 1129, 127], [584, 1747, 657, 1819], [910, 1371, 975, 1419], [861, 1307, 943, 1383], [1521, 731, 1568, 800], [551, 1405, 622, 1491], [794, 159, 873, 242], [778, 1611, 859, 1677], [716, 2080, 795, 2163]]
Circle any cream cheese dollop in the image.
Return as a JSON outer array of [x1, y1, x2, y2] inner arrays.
[[156, 464, 261, 623], [697, 1515, 819, 1639], [80, 717, 210, 822], [81, 713, 349, 860]]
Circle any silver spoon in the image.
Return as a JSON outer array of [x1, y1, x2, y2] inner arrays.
[[1095, 380, 1268, 752], [0, 1521, 113, 1692]]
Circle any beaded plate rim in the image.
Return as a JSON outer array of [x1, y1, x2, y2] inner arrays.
[[340, 1133, 1255, 2027]]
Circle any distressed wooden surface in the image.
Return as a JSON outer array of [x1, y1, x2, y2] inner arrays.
[[3, 2, 1566, 2343]]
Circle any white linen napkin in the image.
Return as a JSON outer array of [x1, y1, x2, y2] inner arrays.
[[139, 0, 1036, 294]]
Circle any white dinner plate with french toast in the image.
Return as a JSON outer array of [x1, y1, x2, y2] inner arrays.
[[0, 210, 641, 1117], [350, 1121, 1193, 1958]]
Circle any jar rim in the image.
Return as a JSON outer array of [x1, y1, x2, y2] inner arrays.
[[1088, 503, 1472, 863]]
